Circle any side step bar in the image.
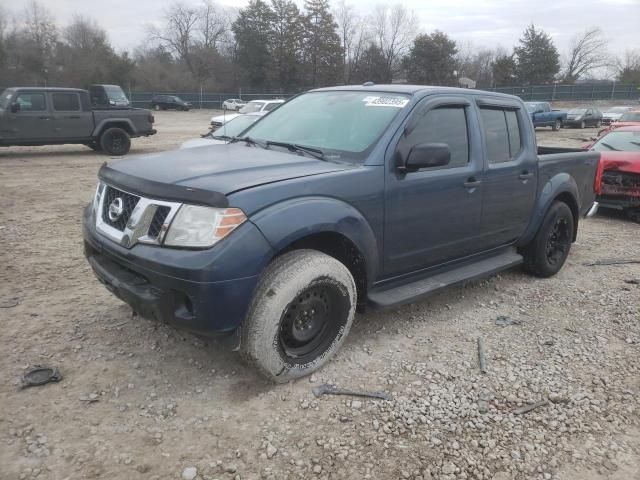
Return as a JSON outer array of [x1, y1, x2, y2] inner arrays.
[[368, 249, 523, 309]]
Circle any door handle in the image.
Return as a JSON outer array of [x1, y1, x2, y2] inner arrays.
[[463, 178, 482, 188], [519, 172, 534, 180]]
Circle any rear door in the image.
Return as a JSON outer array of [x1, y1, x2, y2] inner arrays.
[[6, 91, 53, 141], [476, 99, 537, 248], [383, 96, 485, 276], [50, 92, 93, 139]]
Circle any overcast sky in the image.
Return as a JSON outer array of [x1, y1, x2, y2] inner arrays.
[[9, 0, 640, 60]]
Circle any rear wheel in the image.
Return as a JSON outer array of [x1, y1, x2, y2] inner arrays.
[[552, 119, 561, 131], [240, 250, 356, 383], [100, 127, 131, 156], [523, 201, 574, 278]]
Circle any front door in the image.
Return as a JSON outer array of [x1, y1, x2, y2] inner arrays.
[[5, 92, 53, 141], [476, 101, 537, 247], [50, 92, 93, 139], [384, 97, 485, 276]]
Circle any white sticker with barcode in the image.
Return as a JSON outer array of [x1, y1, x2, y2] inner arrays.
[[363, 96, 409, 108]]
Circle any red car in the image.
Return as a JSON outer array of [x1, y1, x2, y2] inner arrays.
[[588, 125, 640, 222]]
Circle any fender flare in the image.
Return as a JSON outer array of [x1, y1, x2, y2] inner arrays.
[[92, 118, 136, 138], [250, 196, 380, 284], [518, 173, 580, 246]]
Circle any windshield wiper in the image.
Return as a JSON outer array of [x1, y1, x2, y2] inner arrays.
[[264, 141, 326, 160], [599, 142, 620, 151], [231, 136, 269, 149]]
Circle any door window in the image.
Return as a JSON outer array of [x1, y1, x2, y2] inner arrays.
[[400, 106, 469, 168], [480, 108, 522, 164], [52, 93, 80, 111], [15, 93, 47, 112]]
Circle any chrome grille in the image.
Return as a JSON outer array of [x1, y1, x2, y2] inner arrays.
[[101, 186, 139, 231], [148, 206, 171, 238]]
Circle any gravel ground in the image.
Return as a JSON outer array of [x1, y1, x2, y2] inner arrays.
[[1, 108, 639, 480]]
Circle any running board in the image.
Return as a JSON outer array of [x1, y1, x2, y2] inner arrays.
[[368, 249, 523, 309]]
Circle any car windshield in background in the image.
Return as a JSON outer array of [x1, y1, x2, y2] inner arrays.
[[568, 109, 587, 114], [525, 104, 538, 113], [212, 115, 260, 138], [242, 90, 411, 160], [619, 112, 640, 122], [592, 131, 640, 152], [105, 86, 128, 101], [0, 90, 12, 109], [239, 102, 265, 114]]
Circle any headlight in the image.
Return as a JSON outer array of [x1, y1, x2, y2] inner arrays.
[[164, 205, 247, 248], [93, 182, 105, 215]]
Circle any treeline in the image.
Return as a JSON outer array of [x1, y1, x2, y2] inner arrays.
[[1, 0, 639, 93]]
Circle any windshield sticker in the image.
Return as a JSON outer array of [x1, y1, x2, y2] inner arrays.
[[362, 96, 409, 108]]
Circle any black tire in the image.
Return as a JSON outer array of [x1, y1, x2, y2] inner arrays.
[[100, 127, 131, 156], [523, 201, 574, 278], [240, 250, 357, 383], [552, 119, 561, 131], [626, 208, 640, 223], [153, 104, 160, 111]]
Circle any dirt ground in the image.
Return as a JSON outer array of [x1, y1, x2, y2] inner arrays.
[[0, 107, 639, 480]]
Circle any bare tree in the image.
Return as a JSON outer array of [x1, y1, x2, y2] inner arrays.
[[333, 0, 359, 83], [614, 49, 640, 83], [149, 2, 200, 74], [371, 4, 418, 81], [562, 27, 610, 83], [198, 0, 230, 50]]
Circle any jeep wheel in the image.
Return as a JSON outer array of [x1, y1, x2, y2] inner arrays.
[[241, 250, 356, 383], [100, 127, 131, 156], [523, 201, 574, 278], [552, 119, 561, 131]]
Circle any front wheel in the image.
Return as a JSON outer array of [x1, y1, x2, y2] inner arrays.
[[552, 119, 561, 131], [100, 127, 131, 156], [523, 201, 574, 278], [241, 250, 356, 383]]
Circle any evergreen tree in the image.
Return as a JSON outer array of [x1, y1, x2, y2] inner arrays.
[[269, 0, 304, 92], [302, 0, 342, 87], [492, 54, 518, 86], [514, 24, 560, 84], [232, 0, 273, 90], [351, 43, 388, 84], [403, 31, 458, 86]]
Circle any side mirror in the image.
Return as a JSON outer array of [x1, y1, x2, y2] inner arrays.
[[399, 143, 451, 172], [10, 102, 20, 113]]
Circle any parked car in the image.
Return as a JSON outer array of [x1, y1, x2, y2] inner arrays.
[[150, 95, 192, 111], [564, 107, 603, 129], [180, 113, 263, 149], [222, 98, 247, 111], [602, 106, 634, 125], [525, 102, 567, 131], [210, 99, 285, 127], [0, 87, 156, 155], [597, 110, 640, 136], [587, 126, 640, 222], [89, 84, 130, 108], [84, 85, 598, 382]]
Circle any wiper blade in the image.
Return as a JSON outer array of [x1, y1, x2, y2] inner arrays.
[[230, 136, 268, 149], [599, 142, 620, 151], [265, 140, 326, 160]]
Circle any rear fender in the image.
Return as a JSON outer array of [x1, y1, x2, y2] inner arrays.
[[92, 118, 136, 137], [251, 197, 380, 284], [518, 173, 579, 246]]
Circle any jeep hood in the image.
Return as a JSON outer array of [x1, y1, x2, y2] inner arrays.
[[98, 143, 352, 207]]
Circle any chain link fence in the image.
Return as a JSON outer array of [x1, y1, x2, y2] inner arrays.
[[484, 83, 639, 102], [127, 91, 295, 109]]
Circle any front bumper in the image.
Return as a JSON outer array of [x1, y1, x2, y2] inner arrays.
[[83, 204, 274, 336]]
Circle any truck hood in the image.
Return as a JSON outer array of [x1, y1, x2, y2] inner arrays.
[[99, 143, 352, 206]]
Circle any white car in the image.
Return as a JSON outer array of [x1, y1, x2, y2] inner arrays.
[[221, 98, 247, 111], [180, 112, 264, 149], [602, 106, 634, 125], [210, 99, 285, 127]]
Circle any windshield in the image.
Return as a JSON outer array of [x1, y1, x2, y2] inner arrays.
[[0, 89, 13, 109], [242, 90, 410, 160], [212, 115, 260, 138], [104, 86, 128, 101], [619, 112, 640, 122], [592, 131, 640, 152], [568, 109, 587, 114], [239, 101, 265, 114]]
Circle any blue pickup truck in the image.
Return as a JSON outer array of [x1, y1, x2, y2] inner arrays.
[[525, 102, 568, 131], [84, 85, 599, 382]]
